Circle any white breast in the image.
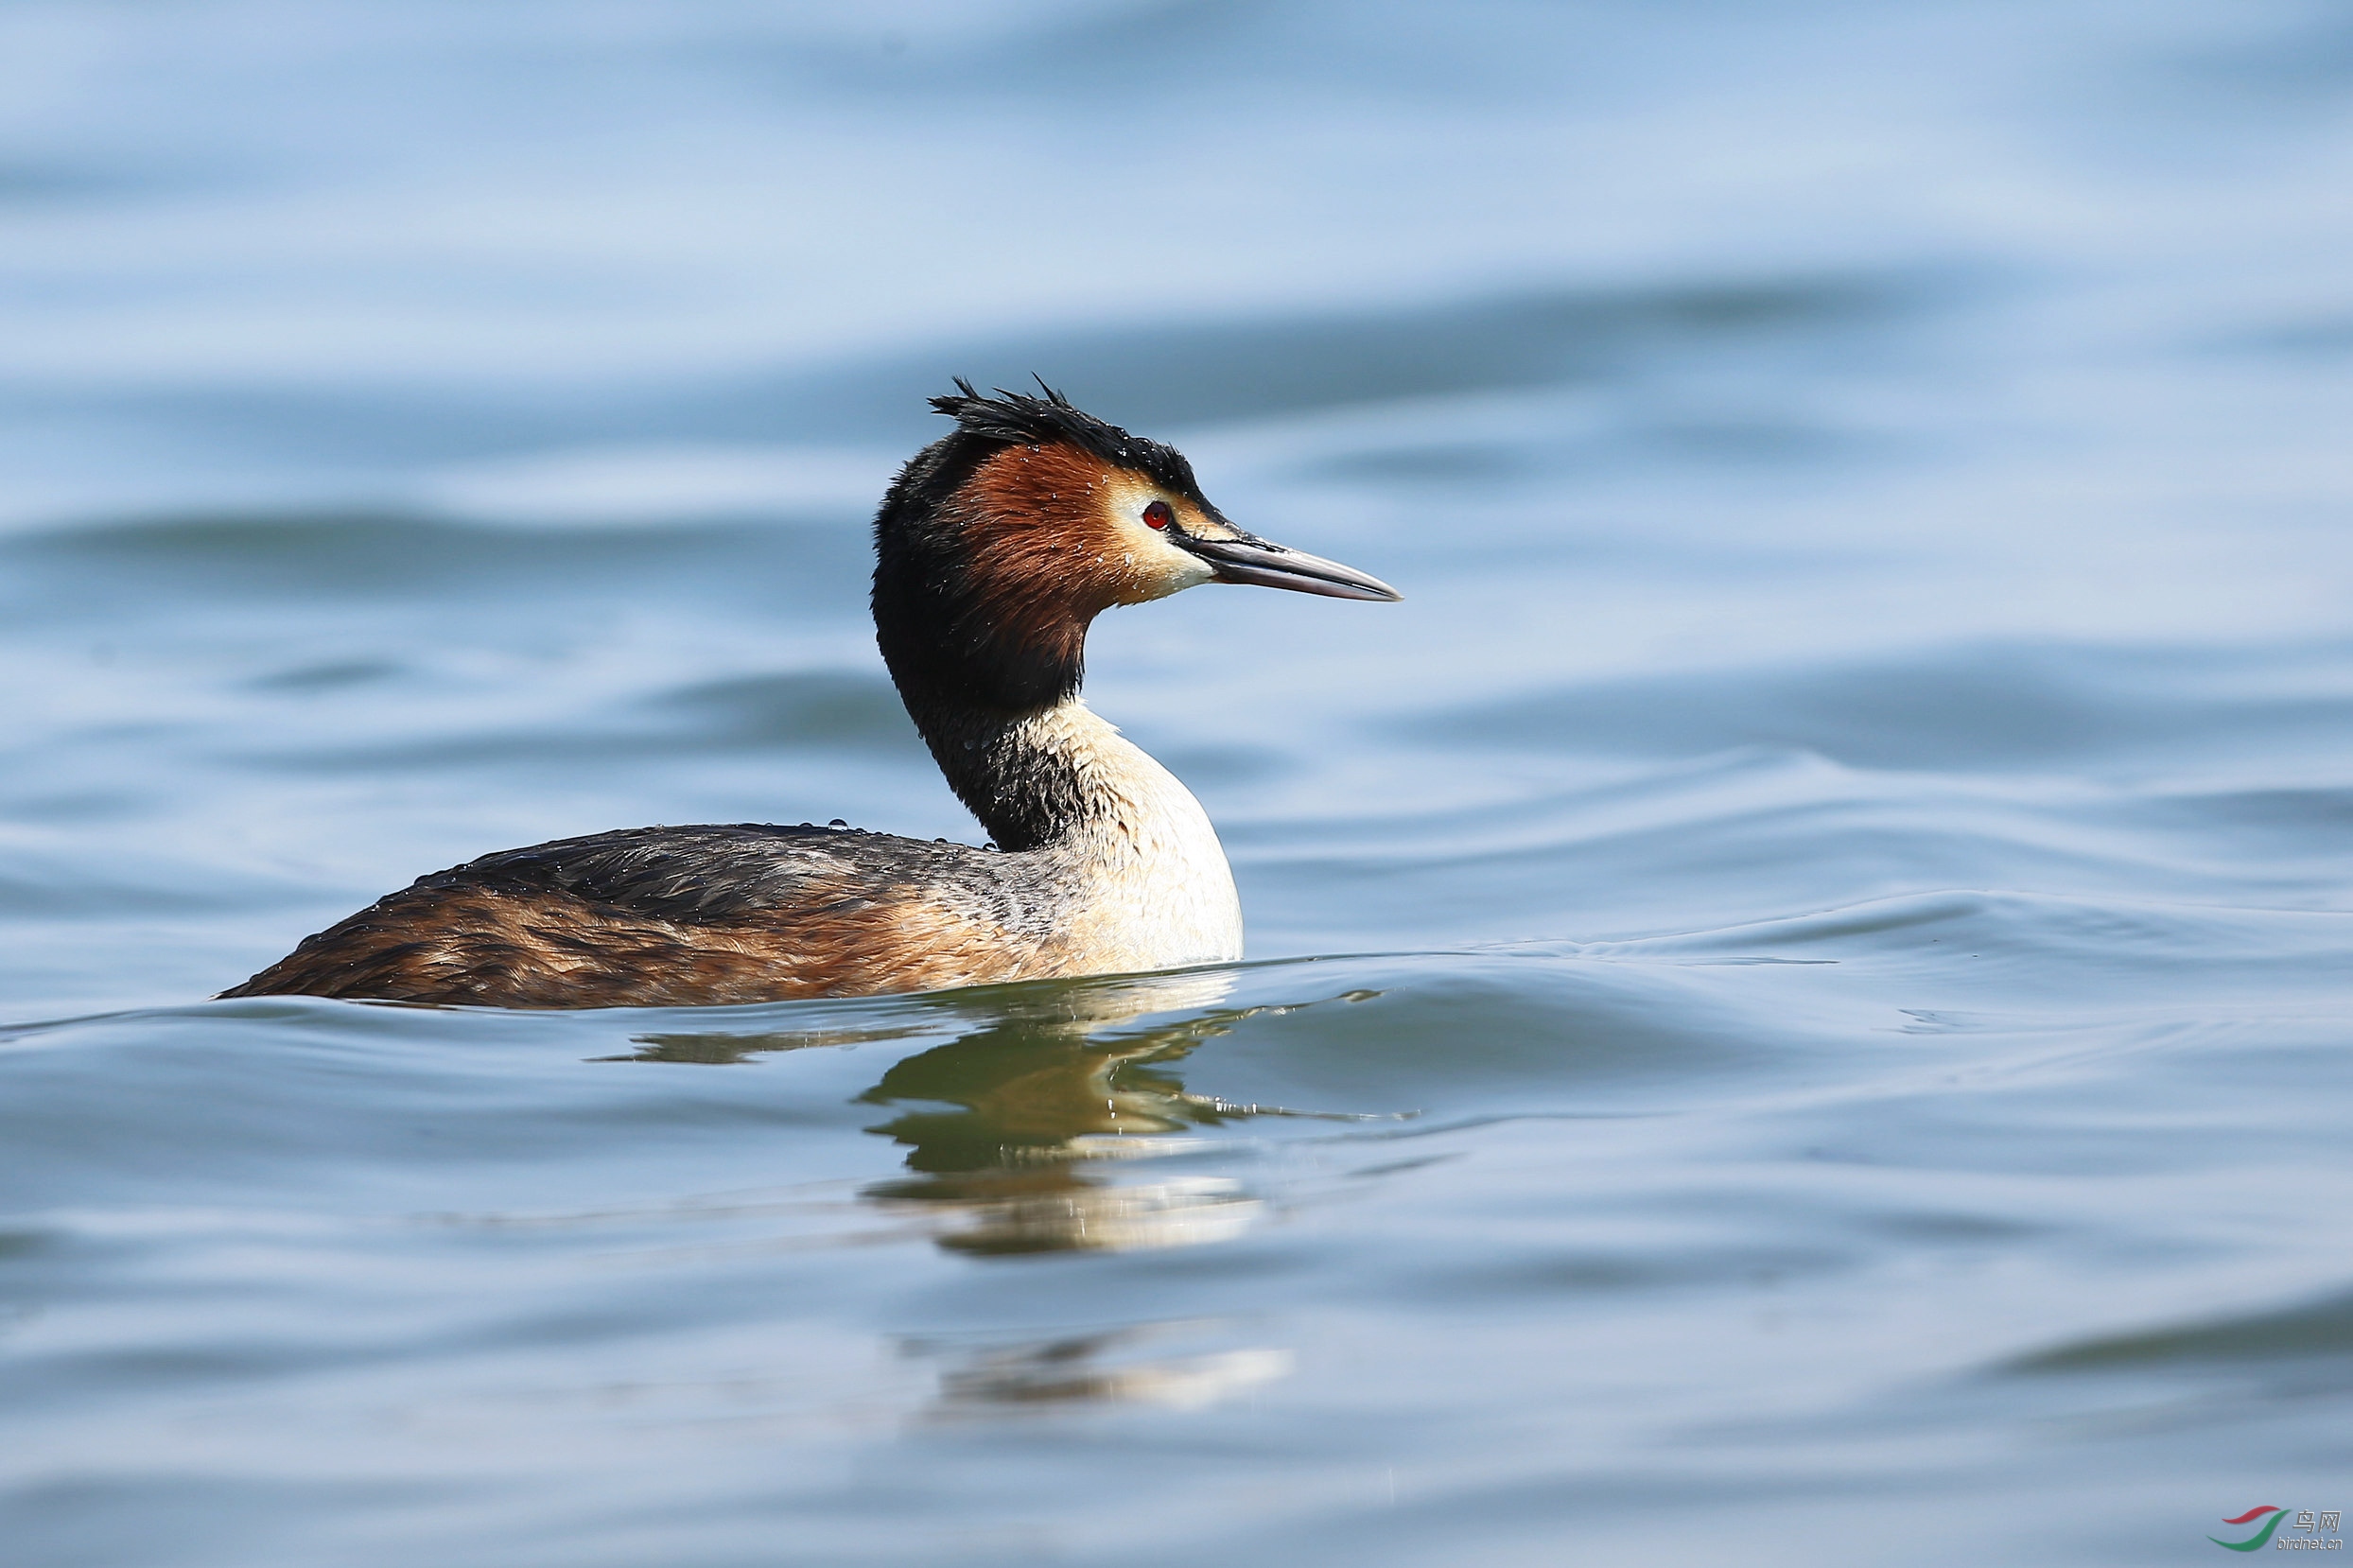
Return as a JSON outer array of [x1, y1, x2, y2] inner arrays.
[[1024, 702, 1244, 973]]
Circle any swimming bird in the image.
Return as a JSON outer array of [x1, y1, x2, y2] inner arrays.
[[221, 383, 1400, 1008]]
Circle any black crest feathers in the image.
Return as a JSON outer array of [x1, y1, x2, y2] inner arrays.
[[929, 378, 1202, 500]]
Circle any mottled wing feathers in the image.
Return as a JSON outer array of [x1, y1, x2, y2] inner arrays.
[[447, 824, 871, 923], [218, 824, 1049, 1007]]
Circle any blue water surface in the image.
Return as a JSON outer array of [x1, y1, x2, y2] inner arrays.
[[2, 3, 2350, 1563]]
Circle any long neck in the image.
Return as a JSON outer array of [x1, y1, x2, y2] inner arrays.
[[871, 470, 1245, 968], [898, 686, 1171, 853], [902, 685, 1245, 975], [868, 430, 1219, 859], [872, 438, 1114, 849]]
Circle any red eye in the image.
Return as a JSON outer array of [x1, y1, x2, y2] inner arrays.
[[1142, 500, 1173, 531]]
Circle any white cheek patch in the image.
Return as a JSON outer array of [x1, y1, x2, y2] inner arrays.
[[1158, 548, 1216, 590], [1100, 478, 1216, 595]]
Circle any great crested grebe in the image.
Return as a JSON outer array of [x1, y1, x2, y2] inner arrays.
[[221, 383, 1399, 1009]]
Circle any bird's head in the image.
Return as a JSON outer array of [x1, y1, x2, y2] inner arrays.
[[874, 381, 1398, 712]]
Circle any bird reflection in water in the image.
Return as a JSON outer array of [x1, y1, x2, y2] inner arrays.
[[625, 971, 1385, 1257], [902, 1321, 1295, 1414]]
